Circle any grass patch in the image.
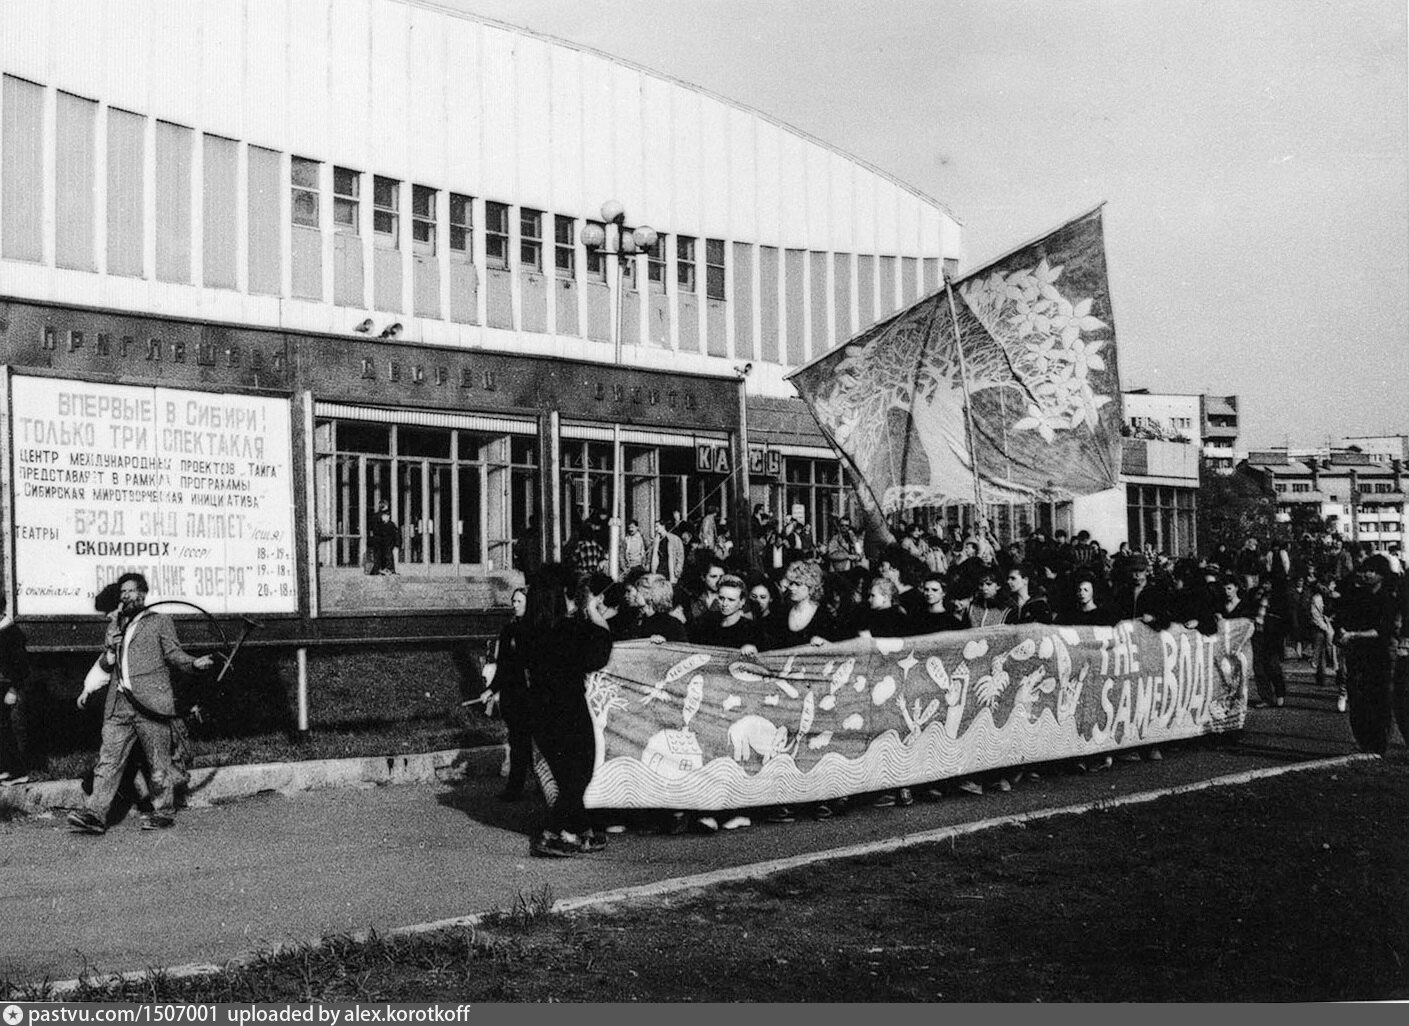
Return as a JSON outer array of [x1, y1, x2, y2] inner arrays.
[[9, 758, 1407, 1001], [29, 642, 506, 783]]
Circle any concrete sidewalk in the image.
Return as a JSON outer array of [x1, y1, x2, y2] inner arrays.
[[1, 667, 1385, 989]]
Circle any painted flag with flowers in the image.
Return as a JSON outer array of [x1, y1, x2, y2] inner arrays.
[[788, 206, 1123, 510]]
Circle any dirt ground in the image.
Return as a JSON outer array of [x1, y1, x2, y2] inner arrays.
[[24, 754, 1408, 1003]]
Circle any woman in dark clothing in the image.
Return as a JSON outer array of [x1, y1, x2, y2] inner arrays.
[[488, 587, 532, 801], [769, 560, 840, 649], [632, 573, 689, 642], [523, 564, 614, 858]]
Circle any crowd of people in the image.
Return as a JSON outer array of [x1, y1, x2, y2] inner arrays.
[[482, 513, 1408, 858]]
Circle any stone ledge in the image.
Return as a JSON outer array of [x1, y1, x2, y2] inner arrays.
[[0, 744, 506, 817]]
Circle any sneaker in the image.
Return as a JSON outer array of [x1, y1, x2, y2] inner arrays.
[[1146, 748, 1163, 762], [0, 771, 10, 782], [922, 787, 946, 801], [812, 803, 834, 820], [66, 809, 107, 835], [958, 781, 983, 796], [694, 816, 719, 833], [898, 788, 914, 807], [0, 774, 30, 787], [1117, 751, 1142, 763], [1026, 769, 1042, 781], [722, 815, 751, 830], [872, 793, 897, 808], [604, 823, 628, 835], [764, 807, 796, 824], [996, 778, 1012, 792], [1274, 697, 1285, 708], [140, 814, 175, 831], [529, 830, 573, 858], [1336, 695, 1347, 713]]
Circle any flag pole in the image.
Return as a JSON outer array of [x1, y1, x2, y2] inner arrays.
[[942, 274, 987, 523]]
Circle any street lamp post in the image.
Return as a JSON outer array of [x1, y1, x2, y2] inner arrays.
[[581, 203, 657, 576], [580, 202, 657, 367]]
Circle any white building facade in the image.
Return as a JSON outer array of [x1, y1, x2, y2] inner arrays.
[[0, 0, 962, 643]]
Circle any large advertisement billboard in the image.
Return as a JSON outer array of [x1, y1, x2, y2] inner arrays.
[[10, 375, 298, 615]]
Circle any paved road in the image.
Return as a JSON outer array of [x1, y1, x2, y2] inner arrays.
[[0, 666, 1390, 986]]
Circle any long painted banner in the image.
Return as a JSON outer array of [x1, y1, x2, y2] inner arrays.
[[581, 620, 1254, 810]]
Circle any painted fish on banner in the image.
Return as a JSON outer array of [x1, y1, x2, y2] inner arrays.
[[581, 620, 1254, 810]]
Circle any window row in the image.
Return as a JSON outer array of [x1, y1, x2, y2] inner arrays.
[[312, 418, 854, 575], [2, 74, 948, 364]]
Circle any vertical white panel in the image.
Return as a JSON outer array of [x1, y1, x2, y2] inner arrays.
[[50, 0, 104, 100], [1, 0, 50, 87], [328, 0, 370, 166], [610, 64, 643, 214], [406, 4, 445, 184], [244, 0, 286, 149], [478, 26, 515, 198], [852, 166, 876, 255], [286, 0, 328, 158], [148, 0, 201, 127], [641, 75, 672, 227], [200, 0, 243, 138], [894, 192, 921, 258], [727, 108, 755, 242], [443, 15, 480, 195], [698, 95, 729, 239], [940, 212, 962, 263], [670, 86, 700, 230], [828, 151, 854, 253], [778, 130, 806, 244], [515, 37, 552, 209], [102, 0, 150, 115], [875, 179, 899, 255], [804, 141, 830, 254], [578, 52, 614, 204], [369, 0, 407, 178], [548, 46, 583, 217], [754, 120, 780, 243]]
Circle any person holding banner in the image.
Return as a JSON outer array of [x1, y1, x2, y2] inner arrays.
[[67, 574, 215, 834], [524, 565, 614, 857]]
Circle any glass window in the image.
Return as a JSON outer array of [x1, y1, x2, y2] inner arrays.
[[677, 236, 696, 293], [291, 156, 319, 228], [373, 176, 399, 249], [647, 234, 667, 293], [449, 193, 472, 257], [584, 220, 607, 282], [706, 237, 726, 300], [520, 208, 543, 272], [412, 185, 436, 255], [554, 214, 575, 279], [333, 167, 359, 234], [485, 201, 509, 269]]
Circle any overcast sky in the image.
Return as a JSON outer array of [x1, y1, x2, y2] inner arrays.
[[453, 0, 1407, 450]]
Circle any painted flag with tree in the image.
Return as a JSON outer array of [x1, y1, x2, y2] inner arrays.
[[788, 206, 1123, 511]]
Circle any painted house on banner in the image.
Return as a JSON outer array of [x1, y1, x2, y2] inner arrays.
[[0, 0, 963, 655]]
